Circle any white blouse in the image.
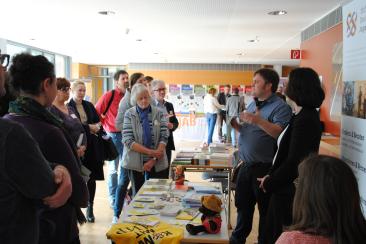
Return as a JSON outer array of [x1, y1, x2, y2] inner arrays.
[[203, 94, 225, 114]]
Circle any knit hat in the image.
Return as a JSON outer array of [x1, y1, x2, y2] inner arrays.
[[201, 195, 222, 213]]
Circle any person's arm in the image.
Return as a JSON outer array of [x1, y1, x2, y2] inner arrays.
[[230, 117, 242, 132], [240, 103, 292, 139], [263, 113, 320, 192], [239, 96, 245, 112], [122, 109, 161, 158], [115, 96, 129, 131], [168, 103, 179, 132], [42, 128, 88, 208], [43, 165, 72, 208], [158, 110, 169, 147], [95, 92, 109, 121], [226, 99, 230, 117], [5, 123, 57, 200], [213, 97, 225, 110]]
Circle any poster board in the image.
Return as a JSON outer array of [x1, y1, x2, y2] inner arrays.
[[342, 0, 366, 211]]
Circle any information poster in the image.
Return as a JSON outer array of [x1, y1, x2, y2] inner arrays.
[[342, 0, 366, 211], [193, 85, 206, 113], [181, 84, 193, 95], [232, 85, 244, 95], [169, 84, 180, 95]]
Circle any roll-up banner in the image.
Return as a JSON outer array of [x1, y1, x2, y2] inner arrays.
[[342, 0, 366, 212]]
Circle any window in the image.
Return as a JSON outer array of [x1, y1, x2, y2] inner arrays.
[[6, 43, 26, 61], [55, 55, 66, 77], [6, 41, 71, 79]]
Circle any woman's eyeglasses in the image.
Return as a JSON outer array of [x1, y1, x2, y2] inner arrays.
[[154, 88, 166, 92], [0, 54, 10, 68], [60, 87, 71, 92]]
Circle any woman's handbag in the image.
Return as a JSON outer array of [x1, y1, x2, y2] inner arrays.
[[100, 130, 119, 161]]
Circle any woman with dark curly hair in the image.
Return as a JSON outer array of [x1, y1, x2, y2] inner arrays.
[[4, 53, 88, 244]]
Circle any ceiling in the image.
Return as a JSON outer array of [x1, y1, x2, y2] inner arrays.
[[1, 0, 349, 65]]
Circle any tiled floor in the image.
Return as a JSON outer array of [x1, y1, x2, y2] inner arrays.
[[79, 140, 260, 244]]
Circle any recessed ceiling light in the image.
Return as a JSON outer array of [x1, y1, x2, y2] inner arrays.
[[247, 36, 259, 43], [136, 39, 142, 42], [98, 11, 115, 16], [268, 10, 287, 16]]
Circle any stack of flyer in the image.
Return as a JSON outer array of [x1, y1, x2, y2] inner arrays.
[[124, 216, 160, 226], [182, 192, 204, 208], [193, 185, 221, 194], [160, 204, 182, 217], [209, 143, 227, 153]]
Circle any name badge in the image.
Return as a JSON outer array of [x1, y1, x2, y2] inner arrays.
[[71, 114, 78, 119]]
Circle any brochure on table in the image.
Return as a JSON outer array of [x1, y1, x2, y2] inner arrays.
[[119, 179, 229, 241]]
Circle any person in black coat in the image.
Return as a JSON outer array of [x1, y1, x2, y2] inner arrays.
[[257, 67, 325, 244], [69, 81, 104, 223], [151, 79, 179, 178]]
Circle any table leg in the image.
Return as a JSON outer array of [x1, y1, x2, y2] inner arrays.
[[228, 169, 232, 229]]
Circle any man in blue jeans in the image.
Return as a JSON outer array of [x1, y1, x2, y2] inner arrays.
[[230, 69, 292, 244], [95, 70, 129, 210]]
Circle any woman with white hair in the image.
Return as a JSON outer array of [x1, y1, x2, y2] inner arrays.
[[121, 83, 169, 195], [151, 79, 179, 178]]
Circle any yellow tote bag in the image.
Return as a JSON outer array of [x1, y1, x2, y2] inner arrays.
[[106, 222, 183, 244]]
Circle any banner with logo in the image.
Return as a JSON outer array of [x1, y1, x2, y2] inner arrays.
[[342, 0, 366, 211]]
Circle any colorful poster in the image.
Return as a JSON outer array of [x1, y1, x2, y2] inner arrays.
[[342, 0, 366, 212], [169, 84, 180, 95], [219, 85, 230, 93], [206, 85, 216, 93], [232, 85, 244, 95], [194, 85, 206, 96], [181, 84, 193, 95]]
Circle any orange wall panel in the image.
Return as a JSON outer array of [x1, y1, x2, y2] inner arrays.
[[300, 24, 342, 136], [282, 66, 297, 77], [127, 70, 254, 86]]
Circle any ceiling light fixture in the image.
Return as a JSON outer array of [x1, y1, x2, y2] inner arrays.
[[154, 52, 159, 55], [98, 11, 115, 16], [268, 10, 287, 16], [136, 39, 142, 42], [236, 53, 243, 56], [247, 36, 259, 43]]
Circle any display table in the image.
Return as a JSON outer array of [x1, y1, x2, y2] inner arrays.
[[107, 179, 229, 244], [171, 145, 235, 227]]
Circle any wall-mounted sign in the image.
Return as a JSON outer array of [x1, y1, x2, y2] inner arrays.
[[290, 49, 301, 59]]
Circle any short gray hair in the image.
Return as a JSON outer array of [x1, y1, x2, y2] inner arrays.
[[130, 83, 151, 106], [151, 79, 166, 91]]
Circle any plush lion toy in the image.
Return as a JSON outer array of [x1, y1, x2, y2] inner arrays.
[[186, 195, 222, 235]]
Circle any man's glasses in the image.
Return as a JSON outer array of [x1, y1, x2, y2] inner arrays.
[[0, 54, 10, 68], [154, 88, 166, 92], [59, 87, 71, 92]]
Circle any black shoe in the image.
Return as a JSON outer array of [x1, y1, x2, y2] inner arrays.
[[86, 202, 95, 223]]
